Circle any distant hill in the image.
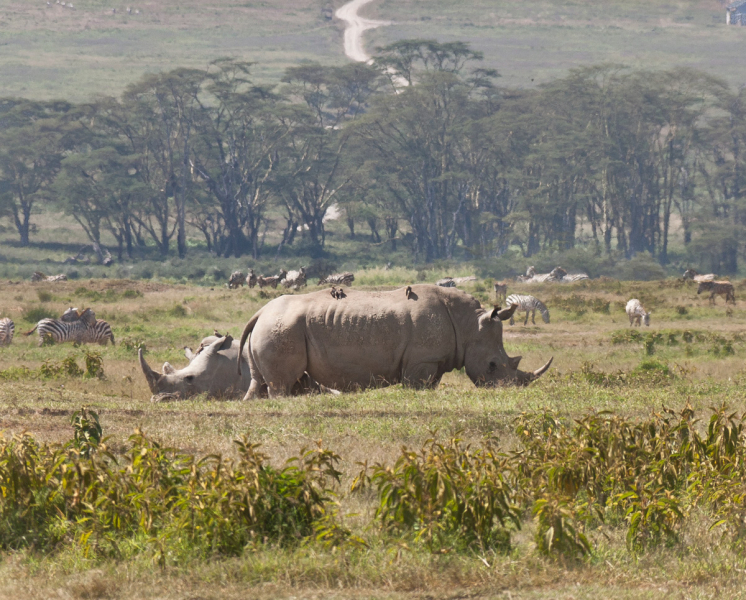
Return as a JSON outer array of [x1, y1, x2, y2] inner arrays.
[[0, 0, 743, 101]]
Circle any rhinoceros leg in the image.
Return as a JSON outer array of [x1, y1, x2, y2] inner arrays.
[[402, 362, 442, 389]]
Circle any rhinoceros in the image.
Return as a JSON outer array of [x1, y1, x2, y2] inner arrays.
[[237, 284, 552, 399], [139, 335, 336, 400]]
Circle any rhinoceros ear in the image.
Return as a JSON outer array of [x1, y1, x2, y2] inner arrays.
[[162, 362, 175, 375], [490, 306, 500, 320], [497, 303, 519, 321], [509, 356, 522, 370], [219, 335, 233, 351]]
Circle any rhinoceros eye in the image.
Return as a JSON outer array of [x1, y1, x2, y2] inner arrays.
[[185, 375, 194, 384], [488, 362, 497, 372]]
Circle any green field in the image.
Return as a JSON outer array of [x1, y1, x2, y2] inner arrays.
[[1, 276, 746, 598], [2, 0, 745, 101]]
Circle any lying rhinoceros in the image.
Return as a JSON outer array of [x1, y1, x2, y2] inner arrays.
[[139, 334, 336, 400], [238, 284, 552, 399]]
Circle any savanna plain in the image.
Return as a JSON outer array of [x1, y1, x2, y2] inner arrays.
[[0, 274, 746, 599]]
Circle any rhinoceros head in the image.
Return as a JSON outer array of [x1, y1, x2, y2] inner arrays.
[[465, 304, 553, 387], [139, 335, 236, 397]]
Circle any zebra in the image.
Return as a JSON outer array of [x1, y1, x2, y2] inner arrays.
[[697, 281, 735, 305], [282, 267, 307, 290], [257, 270, 287, 289], [519, 266, 561, 284], [25, 309, 114, 346], [436, 277, 456, 287], [31, 271, 67, 283], [0, 318, 14, 346], [319, 272, 355, 286], [683, 268, 716, 283], [227, 271, 245, 289], [505, 294, 550, 326], [246, 269, 257, 288], [493, 281, 508, 303], [625, 299, 651, 327], [560, 272, 590, 283]]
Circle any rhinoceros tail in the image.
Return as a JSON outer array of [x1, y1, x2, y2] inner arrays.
[[237, 310, 262, 377]]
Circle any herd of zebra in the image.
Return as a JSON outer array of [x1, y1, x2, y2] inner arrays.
[[227, 267, 355, 291], [0, 307, 114, 348], [0, 265, 735, 351], [490, 267, 737, 329]]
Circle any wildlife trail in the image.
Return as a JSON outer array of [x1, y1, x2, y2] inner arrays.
[[336, 0, 393, 63]]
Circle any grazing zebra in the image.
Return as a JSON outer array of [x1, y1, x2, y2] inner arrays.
[[697, 281, 735, 305], [257, 270, 287, 289], [25, 309, 114, 346], [505, 294, 550, 326], [436, 277, 456, 287], [246, 269, 257, 288], [319, 272, 355, 286], [227, 271, 245, 289], [30, 271, 67, 283], [625, 299, 650, 327], [0, 318, 14, 346], [282, 267, 307, 290], [493, 281, 508, 303], [683, 268, 716, 283]]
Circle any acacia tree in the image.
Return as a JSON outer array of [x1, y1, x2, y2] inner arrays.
[[354, 41, 497, 261], [274, 62, 381, 253], [117, 69, 206, 257], [0, 99, 76, 245], [189, 59, 288, 258]]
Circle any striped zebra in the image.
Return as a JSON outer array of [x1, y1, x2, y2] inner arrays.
[[519, 266, 561, 284], [697, 281, 735, 305], [436, 277, 456, 287], [319, 272, 355, 286], [0, 318, 14, 346], [505, 294, 550, 326], [25, 309, 114, 346], [493, 281, 508, 303], [625, 299, 650, 327], [683, 268, 716, 283], [227, 271, 245, 289], [561, 272, 590, 283], [30, 271, 67, 283]]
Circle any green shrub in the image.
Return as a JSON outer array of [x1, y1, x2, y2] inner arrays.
[[21, 305, 56, 323], [36, 290, 53, 302], [357, 433, 520, 552], [0, 431, 342, 559]]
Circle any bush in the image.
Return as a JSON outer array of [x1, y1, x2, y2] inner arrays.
[[21, 305, 56, 323], [0, 430, 342, 559], [357, 434, 520, 552], [617, 253, 667, 281]]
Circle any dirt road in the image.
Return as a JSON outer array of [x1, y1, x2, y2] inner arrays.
[[335, 0, 392, 63]]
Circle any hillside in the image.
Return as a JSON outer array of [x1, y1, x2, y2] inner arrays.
[[0, 0, 743, 101]]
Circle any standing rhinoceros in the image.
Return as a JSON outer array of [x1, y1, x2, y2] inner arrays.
[[139, 335, 336, 400], [238, 284, 552, 399]]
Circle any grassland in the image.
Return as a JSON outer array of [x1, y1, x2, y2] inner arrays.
[[1, 274, 746, 598], [1, 0, 744, 101]]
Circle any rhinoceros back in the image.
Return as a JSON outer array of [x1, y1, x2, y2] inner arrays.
[[247, 285, 471, 390]]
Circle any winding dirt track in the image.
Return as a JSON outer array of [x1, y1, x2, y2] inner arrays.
[[335, 0, 392, 63]]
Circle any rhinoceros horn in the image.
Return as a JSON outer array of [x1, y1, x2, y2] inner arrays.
[[139, 348, 159, 394], [517, 356, 554, 385]]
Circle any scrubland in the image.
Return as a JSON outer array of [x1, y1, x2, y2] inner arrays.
[[0, 274, 744, 598]]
